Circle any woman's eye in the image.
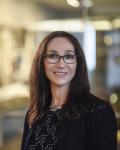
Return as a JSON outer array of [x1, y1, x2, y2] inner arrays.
[[64, 55, 74, 59], [48, 54, 58, 59]]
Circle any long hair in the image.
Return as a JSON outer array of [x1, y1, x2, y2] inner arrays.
[[28, 31, 90, 127]]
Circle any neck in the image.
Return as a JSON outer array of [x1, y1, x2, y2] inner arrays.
[[51, 85, 69, 106]]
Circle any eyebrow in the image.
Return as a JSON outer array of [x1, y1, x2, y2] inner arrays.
[[47, 50, 75, 53]]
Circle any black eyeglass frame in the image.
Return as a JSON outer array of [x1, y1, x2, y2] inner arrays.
[[44, 54, 77, 64]]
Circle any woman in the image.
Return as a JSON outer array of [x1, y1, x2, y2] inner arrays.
[[21, 31, 117, 150]]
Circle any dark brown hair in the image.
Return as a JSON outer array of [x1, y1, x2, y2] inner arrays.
[[28, 31, 90, 127]]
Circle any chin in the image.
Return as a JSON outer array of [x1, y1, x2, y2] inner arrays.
[[52, 81, 70, 87]]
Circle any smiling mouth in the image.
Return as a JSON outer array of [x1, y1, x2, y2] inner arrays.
[[54, 72, 68, 76]]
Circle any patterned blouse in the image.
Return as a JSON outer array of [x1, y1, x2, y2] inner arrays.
[[26, 108, 63, 150]]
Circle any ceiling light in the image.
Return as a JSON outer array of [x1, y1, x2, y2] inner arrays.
[[109, 93, 118, 104], [67, 0, 80, 7]]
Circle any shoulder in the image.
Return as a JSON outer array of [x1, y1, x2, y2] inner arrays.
[[84, 93, 116, 127], [71, 92, 115, 120], [82, 92, 114, 113], [84, 93, 117, 150], [88, 93, 115, 113], [76, 92, 116, 124]]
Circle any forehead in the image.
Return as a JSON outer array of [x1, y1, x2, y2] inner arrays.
[[47, 37, 75, 52]]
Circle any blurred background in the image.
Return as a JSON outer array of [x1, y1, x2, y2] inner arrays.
[[0, 0, 120, 149]]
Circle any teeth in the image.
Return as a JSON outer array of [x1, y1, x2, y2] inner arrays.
[[54, 72, 67, 75]]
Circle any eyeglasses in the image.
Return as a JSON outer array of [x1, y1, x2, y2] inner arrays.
[[45, 53, 77, 64]]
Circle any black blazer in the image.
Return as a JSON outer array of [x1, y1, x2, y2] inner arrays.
[[21, 93, 117, 150]]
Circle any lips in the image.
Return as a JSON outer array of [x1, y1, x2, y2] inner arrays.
[[54, 72, 68, 76]]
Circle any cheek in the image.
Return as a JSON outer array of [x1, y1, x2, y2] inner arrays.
[[44, 61, 53, 78], [72, 64, 77, 73], [69, 64, 77, 77], [44, 60, 51, 71]]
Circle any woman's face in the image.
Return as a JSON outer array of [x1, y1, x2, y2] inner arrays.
[[44, 37, 77, 88]]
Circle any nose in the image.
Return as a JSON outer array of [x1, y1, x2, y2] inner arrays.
[[56, 57, 65, 67]]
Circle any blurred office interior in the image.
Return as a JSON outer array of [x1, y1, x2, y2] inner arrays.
[[0, 0, 120, 149]]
